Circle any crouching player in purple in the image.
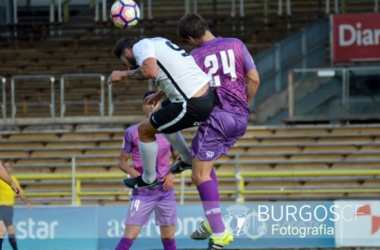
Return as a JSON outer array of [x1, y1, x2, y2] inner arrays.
[[115, 91, 180, 250], [174, 14, 260, 249]]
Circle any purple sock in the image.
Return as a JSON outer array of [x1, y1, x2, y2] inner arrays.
[[210, 168, 218, 188], [162, 239, 177, 250], [197, 180, 225, 234], [115, 237, 133, 250]]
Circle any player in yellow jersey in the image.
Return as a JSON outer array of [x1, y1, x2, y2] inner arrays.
[[0, 161, 31, 250], [0, 160, 20, 250]]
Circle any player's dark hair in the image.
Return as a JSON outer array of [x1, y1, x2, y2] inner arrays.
[[143, 90, 156, 100], [177, 13, 209, 39], [112, 37, 140, 58]]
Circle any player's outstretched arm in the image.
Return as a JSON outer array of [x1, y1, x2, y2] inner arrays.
[[246, 69, 260, 107], [108, 58, 158, 84], [122, 57, 158, 80], [19, 193, 32, 211]]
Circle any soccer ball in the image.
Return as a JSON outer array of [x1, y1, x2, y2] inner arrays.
[[110, 0, 140, 29]]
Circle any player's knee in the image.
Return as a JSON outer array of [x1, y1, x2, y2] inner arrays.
[[137, 122, 156, 140], [0, 225, 6, 238], [192, 169, 214, 186], [161, 237, 174, 241], [191, 172, 203, 186], [137, 122, 148, 135]]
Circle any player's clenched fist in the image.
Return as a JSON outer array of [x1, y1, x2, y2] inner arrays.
[[11, 182, 21, 196], [108, 71, 125, 84]]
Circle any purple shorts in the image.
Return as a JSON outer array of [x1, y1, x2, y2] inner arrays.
[[125, 189, 177, 226], [191, 109, 248, 161]]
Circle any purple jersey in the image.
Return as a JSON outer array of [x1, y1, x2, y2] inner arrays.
[[122, 124, 175, 196], [191, 37, 256, 117]]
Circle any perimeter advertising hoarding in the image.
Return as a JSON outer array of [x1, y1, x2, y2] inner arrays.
[[7, 202, 336, 249], [331, 13, 380, 62], [97, 202, 335, 249], [334, 200, 380, 247], [6, 206, 97, 250]]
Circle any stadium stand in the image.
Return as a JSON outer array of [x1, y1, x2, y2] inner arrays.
[[1, 124, 379, 205], [2, 0, 376, 123], [0, 0, 379, 207]]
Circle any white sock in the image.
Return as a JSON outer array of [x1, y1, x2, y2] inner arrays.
[[138, 140, 158, 184], [163, 132, 192, 164], [212, 232, 224, 238]]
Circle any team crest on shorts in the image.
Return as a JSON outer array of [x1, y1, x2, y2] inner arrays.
[[206, 151, 214, 158], [225, 204, 250, 236]]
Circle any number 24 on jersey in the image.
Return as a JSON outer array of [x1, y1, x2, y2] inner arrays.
[[204, 49, 237, 87]]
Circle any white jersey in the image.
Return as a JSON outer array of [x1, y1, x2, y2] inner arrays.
[[133, 37, 211, 102]]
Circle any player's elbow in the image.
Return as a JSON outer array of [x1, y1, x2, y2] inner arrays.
[[247, 70, 260, 90], [118, 158, 126, 172], [253, 77, 260, 89], [117, 163, 124, 172], [146, 67, 158, 79]]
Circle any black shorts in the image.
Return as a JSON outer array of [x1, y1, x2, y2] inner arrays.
[[150, 89, 216, 134], [0, 205, 14, 227]]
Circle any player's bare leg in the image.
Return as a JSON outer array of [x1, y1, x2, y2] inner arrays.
[[0, 220, 7, 250], [6, 225, 17, 250]]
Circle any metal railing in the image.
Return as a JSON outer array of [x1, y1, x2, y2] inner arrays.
[[13, 156, 380, 206], [0, 74, 155, 124], [10, 75, 55, 125], [107, 79, 153, 122], [60, 73, 105, 123], [253, 18, 329, 108], [288, 66, 380, 120], [7, 0, 380, 25], [1, 76, 6, 125], [12, 0, 108, 23]]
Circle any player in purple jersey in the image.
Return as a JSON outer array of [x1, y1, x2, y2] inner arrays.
[[115, 91, 180, 250], [174, 14, 260, 250]]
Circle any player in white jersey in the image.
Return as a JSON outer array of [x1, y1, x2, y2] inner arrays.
[[108, 37, 215, 188]]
